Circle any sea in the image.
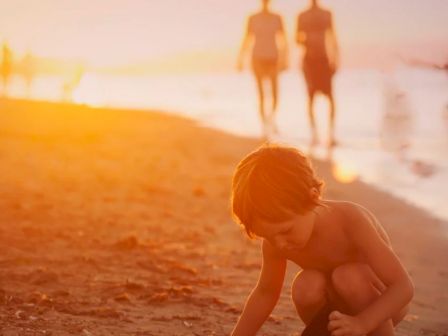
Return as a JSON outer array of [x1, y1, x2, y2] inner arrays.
[[4, 67, 448, 222]]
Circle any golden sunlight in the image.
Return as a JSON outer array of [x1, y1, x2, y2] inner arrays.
[[331, 161, 358, 184]]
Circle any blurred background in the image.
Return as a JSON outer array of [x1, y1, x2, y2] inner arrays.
[[1, 0, 447, 220]]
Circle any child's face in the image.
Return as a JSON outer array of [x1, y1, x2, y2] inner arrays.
[[252, 211, 316, 252]]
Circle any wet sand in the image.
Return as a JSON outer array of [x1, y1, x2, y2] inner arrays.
[[0, 98, 447, 335]]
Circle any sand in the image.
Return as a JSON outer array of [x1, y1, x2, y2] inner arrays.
[[0, 98, 447, 336]]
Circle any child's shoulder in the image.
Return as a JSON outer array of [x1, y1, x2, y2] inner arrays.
[[331, 200, 390, 245], [327, 200, 377, 231], [330, 200, 373, 221]]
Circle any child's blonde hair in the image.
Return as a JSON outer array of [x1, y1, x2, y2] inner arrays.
[[231, 144, 323, 237]]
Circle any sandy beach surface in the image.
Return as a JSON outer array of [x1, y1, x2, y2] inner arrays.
[[0, 98, 447, 336]]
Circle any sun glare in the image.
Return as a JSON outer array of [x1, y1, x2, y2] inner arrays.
[[332, 162, 359, 184]]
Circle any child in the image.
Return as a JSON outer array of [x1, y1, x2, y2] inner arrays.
[[230, 144, 413, 336]]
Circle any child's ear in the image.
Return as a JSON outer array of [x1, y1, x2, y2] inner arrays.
[[309, 187, 320, 201]]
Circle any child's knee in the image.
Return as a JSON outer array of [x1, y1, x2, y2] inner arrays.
[[291, 270, 327, 308], [331, 263, 376, 301]]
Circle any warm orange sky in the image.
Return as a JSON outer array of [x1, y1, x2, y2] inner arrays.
[[1, 0, 447, 70]]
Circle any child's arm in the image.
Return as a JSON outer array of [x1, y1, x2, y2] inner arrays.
[[231, 240, 287, 336], [330, 205, 414, 335]]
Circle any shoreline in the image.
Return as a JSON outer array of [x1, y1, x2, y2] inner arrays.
[[5, 68, 448, 222], [0, 98, 446, 335]]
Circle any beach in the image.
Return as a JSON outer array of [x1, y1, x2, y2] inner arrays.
[[0, 98, 447, 335], [10, 69, 448, 221]]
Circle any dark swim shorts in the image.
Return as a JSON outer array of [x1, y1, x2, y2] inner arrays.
[[301, 304, 333, 336], [303, 56, 334, 96]]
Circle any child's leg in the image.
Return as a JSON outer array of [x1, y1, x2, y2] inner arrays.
[[291, 269, 328, 325], [331, 263, 409, 336]]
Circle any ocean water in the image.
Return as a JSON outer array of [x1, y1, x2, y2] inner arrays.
[[4, 68, 448, 221]]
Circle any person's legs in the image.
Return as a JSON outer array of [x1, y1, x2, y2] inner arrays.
[[307, 92, 318, 145], [270, 73, 278, 113], [268, 72, 279, 134], [331, 263, 408, 336], [327, 93, 336, 146], [252, 58, 269, 137], [254, 74, 267, 136], [291, 269, 328, 325]]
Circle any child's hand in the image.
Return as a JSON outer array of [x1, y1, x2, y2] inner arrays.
[[327, 311, 367, 336]]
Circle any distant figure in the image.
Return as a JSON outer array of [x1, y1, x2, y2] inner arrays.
[[22, 50, 35, 98], [238, 0, 288, 138], [296, 0, 339, 146], [1, 42, 13, 97], [62, 64, 84, 102]]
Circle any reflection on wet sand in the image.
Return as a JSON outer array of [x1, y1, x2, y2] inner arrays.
[[380, 75, 438, 179], [307, 141, 359, 185], [380, 77, 413, 156]]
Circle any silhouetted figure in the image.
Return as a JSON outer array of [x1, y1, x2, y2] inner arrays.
[[1, 42, 13, 97], [296, 0, 339, 146], [238, 0, 288, 138], [22, 50, 35, 98], [62, 64, 84, 102]]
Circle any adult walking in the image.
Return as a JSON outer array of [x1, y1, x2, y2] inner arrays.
[[297, 0, 339, 146], [238, 0, 288, 138]]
